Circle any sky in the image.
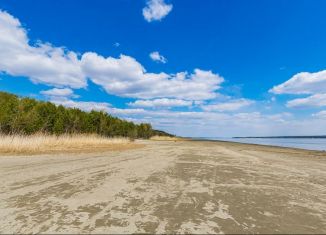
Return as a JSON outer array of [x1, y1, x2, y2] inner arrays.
[[0, 0, 326, 137]]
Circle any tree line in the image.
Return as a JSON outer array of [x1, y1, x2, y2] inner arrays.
[[0, 91, 172, 139]]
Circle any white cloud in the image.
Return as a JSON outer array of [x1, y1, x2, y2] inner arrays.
[[50, 96, 326, 137], [5, 9, 315, 137], [82, 52, 224, 100], [270, 69, 326, 110], [0, 10, 86, 89], [287, 93, 326, 108], [128, 98, 192, 108], [41, 88, 74, 97], [142, 0, 173, 22], [0, 10, 225, 102], [201, 98, 254, 112], [270, 70, 326, 95], [50, 97, 111, 112], [149, 51, 167, 63], [312, 110, 326, 119], [104, 106, 325, 137]]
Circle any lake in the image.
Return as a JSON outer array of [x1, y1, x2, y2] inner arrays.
[[197, 137, 326, 151]]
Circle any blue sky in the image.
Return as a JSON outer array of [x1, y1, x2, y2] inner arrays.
[[0, 0, 326, 137]]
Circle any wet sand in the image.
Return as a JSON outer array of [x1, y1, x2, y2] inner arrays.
[[0, 140, 325, 234]]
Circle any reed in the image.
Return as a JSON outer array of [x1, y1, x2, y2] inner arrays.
[[0, 134, 134, 155]]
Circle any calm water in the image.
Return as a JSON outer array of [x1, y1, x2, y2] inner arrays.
[[197, 137, 326, 151]]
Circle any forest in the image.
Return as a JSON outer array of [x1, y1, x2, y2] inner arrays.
[[0, 91, 172, 139]]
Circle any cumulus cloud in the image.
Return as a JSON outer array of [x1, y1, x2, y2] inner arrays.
[[149, 51, 167, 63], [128, 98, 192, 108], [286, 93, 326, 108], [50, 97, 111, 112], [142, 0, 173, 22], [82, 52, 224, 100], [312, 110, 326, 119], [50, 96, 326, 137], [41, 88, 74, 97], [270, 69, 326, 110], [0, 10, 86, 89], [270, 70, 326, 95], [115, 108, 326, 137], [201, 99, 254, 112], [105, 107, 324, 137], [0, 10, 225, 102], [3, 9, 303, 137]]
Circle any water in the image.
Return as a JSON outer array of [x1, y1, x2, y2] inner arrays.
[[196, 137, 326, 151]]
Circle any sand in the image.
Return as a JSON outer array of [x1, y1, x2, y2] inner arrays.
[[0, 140, 325, 234]]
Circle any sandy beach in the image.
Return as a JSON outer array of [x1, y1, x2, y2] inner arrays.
[[0, 140, 325, 234]]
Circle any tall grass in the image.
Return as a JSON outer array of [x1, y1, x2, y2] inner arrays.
[[0, 134, 133, 155]]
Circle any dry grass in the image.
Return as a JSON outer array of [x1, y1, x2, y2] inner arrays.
[[0, 134, 141, 155], [150, 135, 184, 141]]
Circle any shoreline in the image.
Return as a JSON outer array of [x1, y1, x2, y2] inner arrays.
[[189, 137, 326, 152]]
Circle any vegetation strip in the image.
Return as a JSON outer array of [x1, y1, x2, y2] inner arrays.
[[0, 91, 172, 139]]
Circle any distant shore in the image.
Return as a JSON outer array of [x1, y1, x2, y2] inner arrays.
[[233, 135, 326, 139], [190, 137, 326, 151]]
